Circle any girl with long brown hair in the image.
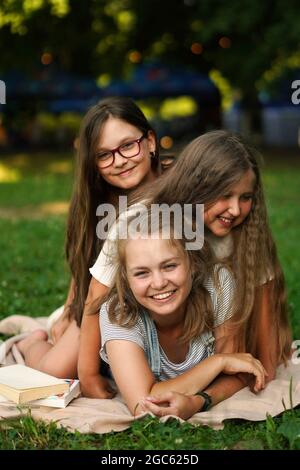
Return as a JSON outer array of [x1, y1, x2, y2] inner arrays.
[[140, 130, 292, 415], [143, 130, 291, 368], [17, 96, 161, 394]]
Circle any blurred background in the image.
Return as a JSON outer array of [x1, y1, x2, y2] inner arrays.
[[0, 0, 300, 151], [0, 0, 299, 329]]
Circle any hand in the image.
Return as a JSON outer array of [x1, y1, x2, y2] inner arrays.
[[51, 313, 71, 344], [139, 391, 199, 420], [80, 373, 116, 399], [220, 353, 268, 392]]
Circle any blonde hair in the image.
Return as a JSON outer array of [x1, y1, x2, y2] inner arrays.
[[131, 130, 291, 362], [107, 212, 216, 343]]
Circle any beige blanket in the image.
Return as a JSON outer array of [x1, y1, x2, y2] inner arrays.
[[0, 312, 299, 434]]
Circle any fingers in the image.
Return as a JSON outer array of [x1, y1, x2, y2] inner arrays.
[[144, 392, 174, 405], [249, 358, 267, 392], [140, 398, 175, 417], [227, 353, 269, 392], [237, 354, 269, 392]]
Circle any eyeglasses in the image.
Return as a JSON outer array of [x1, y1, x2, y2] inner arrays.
[[96, 133, 147, 169]]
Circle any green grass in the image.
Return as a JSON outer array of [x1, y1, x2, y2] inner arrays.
[[0, 150, 299, 450], [0, 217, 68, 317], [0, 411, 300, 450], [263, 166, 300, 338]]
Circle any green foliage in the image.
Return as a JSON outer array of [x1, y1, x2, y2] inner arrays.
[[1, 0, 300, 94], [0, 0, 70, 34], [277, 412, 300, 449]]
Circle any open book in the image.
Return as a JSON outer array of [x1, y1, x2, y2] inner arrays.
[[0, 364, 69, 404]]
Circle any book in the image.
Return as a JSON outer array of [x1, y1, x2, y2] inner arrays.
[[0, 379, 81, 408], [29, 379, 81, 408], [0, 364, 69, 404]]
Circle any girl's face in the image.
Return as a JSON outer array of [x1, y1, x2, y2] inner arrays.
[[204, 169, 256, 237], [96, 117, 156, 190], [125, 238, 192, 322]]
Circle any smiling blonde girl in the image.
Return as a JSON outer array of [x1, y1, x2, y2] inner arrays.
[[99, 212, 267, 418]]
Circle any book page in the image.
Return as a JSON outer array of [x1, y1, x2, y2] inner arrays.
[[0, 365, 66, 390]]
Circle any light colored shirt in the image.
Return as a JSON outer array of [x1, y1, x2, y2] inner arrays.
[[90, 202, 147, 287]]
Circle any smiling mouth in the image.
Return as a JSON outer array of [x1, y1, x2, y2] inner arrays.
[[217, 216, 234, 227], [115, 167, 136, 176], [150, 290, 177, 301]]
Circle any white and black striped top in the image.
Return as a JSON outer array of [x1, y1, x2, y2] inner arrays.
[[100, 267, 234, 381]]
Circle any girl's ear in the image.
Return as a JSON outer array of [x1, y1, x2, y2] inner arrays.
[[146, 130, 156, 154]]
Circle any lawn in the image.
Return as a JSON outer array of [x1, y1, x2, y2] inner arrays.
[[0, 150, 300, 450]]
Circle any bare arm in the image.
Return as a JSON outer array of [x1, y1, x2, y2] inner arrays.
[[106, 339, 266, 416], [78, 277, 115, 398], [141, 319, 262, 418]]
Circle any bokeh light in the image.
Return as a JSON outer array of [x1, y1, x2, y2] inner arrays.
[[128, 50, 142, 63], [160, 136, 173, 149], [219, 37, 231, 49], [41, 52, 53, 65], [191, 42, 203, 55]]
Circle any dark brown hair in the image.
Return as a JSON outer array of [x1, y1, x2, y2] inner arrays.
[[65, 97, 159, 326]]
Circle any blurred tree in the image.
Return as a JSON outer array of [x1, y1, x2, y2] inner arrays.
[[129, 0, 300, 134], [1, 0, 300, 133]]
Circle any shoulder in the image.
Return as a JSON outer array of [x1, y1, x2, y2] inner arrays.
[[100, 301, 146, 347]]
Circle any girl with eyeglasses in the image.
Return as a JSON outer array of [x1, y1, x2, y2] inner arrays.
[[17, 96, 161, 393]]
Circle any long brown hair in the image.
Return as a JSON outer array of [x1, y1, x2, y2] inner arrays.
[[66, 97, 160, 326], [132, 130, 291, 362], [107, 211, 215, 343]]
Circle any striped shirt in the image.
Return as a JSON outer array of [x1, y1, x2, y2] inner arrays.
[[100, 267, 234, 381]]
